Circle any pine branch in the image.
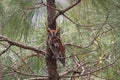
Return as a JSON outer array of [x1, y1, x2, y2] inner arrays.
[[0, 35, 45, 56], [53, 0, 81, 21]]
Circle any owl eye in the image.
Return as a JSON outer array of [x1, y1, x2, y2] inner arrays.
[[50, 32, 53, 36]]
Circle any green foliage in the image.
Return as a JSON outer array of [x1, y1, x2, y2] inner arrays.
[[1, 0, 35, 40], [0, 0, 120, 79]]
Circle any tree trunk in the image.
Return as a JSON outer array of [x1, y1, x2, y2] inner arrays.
[[46, 0, 59, 80]]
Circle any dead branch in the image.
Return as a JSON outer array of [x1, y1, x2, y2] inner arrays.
[[53, 0, 81, 21], [3, 64, 48, 79], [60, 62, 115, 78], [0, 35, 46, 56], [0, 44, 12, 56], [64, 28, 113, 49], [0, 43, 35, 73]]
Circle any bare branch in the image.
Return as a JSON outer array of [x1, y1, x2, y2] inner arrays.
[[0, 43, 36, 73], [65, 28, 113, 49], [61, 0, 81, 13], [3, 64, 48, 79], [36, 2, 60, 11], [0, 44, 12, 56], [0, 35, 46, 56], [59, 63, 115, 78], [35, 0, 82, 27], [62, 14, 81, 26], [53, 0, 81, 21]]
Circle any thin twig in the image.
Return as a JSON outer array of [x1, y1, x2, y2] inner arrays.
[[0, 44, 12, 56], [64, 28, 113, 49], [3, 64, 48, 79]]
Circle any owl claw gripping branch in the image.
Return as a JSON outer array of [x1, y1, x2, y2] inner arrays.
[[47, 27, 65, 66]]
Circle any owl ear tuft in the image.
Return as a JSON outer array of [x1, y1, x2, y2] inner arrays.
[[56, 27, 60, 33], [47, 28, 51, 33], [56, 27, 60, 36]]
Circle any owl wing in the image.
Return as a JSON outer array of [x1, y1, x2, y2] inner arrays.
[[53, 39, 65, 66], [48, 38, 65, 66]]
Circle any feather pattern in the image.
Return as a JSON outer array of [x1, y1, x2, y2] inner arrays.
[[47, 28, 65, 66]]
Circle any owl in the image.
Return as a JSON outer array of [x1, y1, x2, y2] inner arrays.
[[47, 27, 65, 66]]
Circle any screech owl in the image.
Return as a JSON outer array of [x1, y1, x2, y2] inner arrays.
[[47, 28, 65, 66]]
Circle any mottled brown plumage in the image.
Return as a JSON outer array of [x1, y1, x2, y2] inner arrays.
[[47, 28, 65, 66]]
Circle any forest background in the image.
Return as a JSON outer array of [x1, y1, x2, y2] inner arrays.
[[0, 0, 120, 80]]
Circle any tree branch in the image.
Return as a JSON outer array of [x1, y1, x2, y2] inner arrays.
[[35, 0, 82, 27], [0, 44, 12, 56], [53, 0, 81, 21], [64, 28, 113, 49], [3, 64, 48, 79], [0, 35, 45, 56]]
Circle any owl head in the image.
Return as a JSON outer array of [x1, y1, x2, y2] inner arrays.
[[47, 28, 60, 40]]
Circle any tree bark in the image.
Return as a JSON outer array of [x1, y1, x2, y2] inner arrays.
[[47, 0, 56, 29], [46, 0, 59, 80]]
